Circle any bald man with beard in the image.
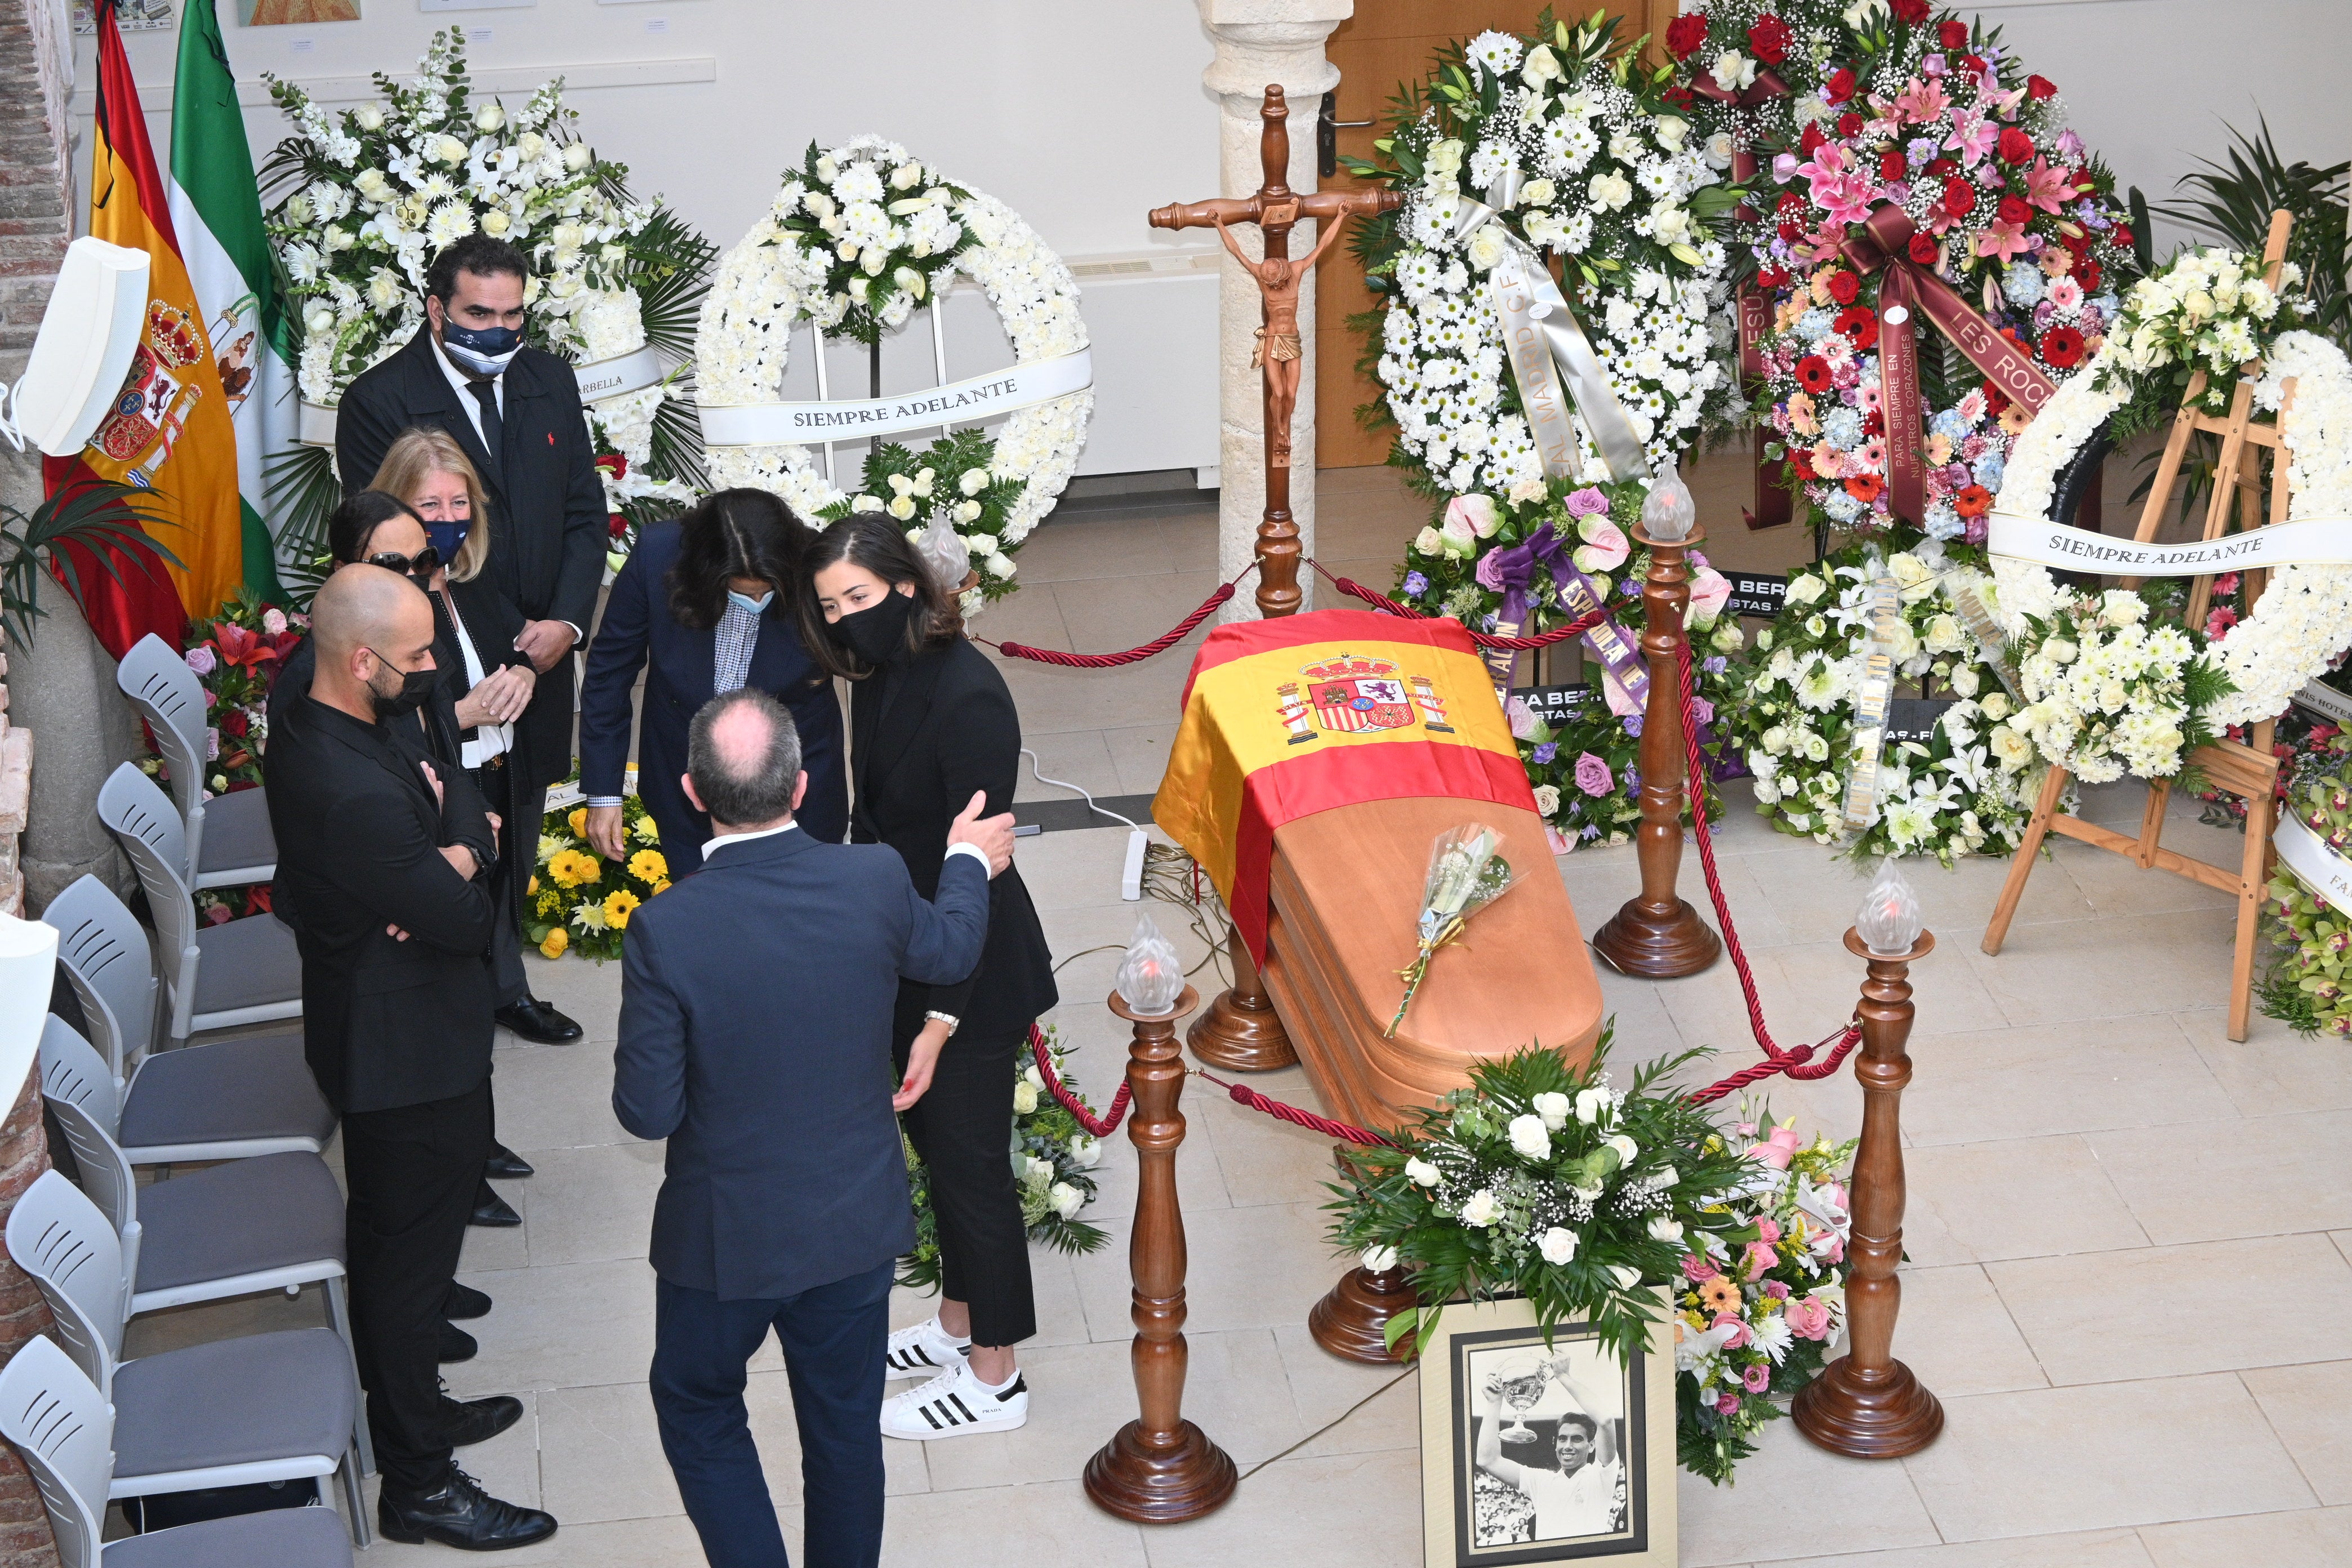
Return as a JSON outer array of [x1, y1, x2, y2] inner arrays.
[[265, 565, 558, 1551]]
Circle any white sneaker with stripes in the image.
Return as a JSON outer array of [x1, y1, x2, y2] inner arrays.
[[883, 1317, 969, 1383], [879, 1359, 1028, 1440]]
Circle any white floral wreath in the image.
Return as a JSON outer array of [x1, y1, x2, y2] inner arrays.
[[1989, 328, 2352, 782], [697, 136, 1091, 599]]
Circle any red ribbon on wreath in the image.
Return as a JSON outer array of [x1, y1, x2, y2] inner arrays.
[[1839, 203, 2059, 530], [1689, 68, 1796, 533]]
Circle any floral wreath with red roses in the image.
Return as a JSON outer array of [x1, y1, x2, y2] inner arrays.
[[1668, 3, 2139, 549]]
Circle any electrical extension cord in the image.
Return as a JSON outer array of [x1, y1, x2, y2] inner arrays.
[[1020, 749, 1148, 902]]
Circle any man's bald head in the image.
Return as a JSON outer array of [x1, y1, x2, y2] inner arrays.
[[685, 689, 803, 831], [313, 563, 433, 665]]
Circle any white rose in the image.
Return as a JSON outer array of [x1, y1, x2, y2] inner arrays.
[[1010, 1080, 1039, 1115], [1538, 1227, 1579, 1264], [1925, 614, 1967, 654], [1459, 1189, 1500, 1227], [1589, 171, 1633, 211], [887, 496, 917, 521], [1405, 1157, 1442, 1187], [1465, 225, 1510, 270], [1068, 1136, 1101, 1169], [563, 143, 594, 173], [1980, 691, 2011, 720], [1603, 1133, 1638, 1168], [1574, 1086, 1610, 1125], [954, 500, 983, 524], [1785, 574, 1825, 607], [1652, 113, 1690, 152], [1049, 1182, 1085, 1220], [1647, 1217, 1685, 1246], [850, 494, 885, 514], [1533, 783, 1561, 817], [1425, 139, 1465, 176], [354, 105, 385, 132], [430, 135, 466, 166], [475, 105, 505, 133], [516, 131, 544, 161], [1531, 1092, 1571, 1131], [1609, 1265, 1642, 1290], [1506, 1114, 1552, 1162], [304, 305, 336, 335], [1361, 1244, 1401, 1272], [959, 469, 989, 497], [480, 208, 511, 237], [1520, 177, 1557, 207]]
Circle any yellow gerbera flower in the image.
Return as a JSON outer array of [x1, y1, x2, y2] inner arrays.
[[1700, 1276, 1743, 1316], [603, 889, 642, 929], [538, 928, 568, 959], [627, 849, 667, 884], [568, 807, 589, 838]]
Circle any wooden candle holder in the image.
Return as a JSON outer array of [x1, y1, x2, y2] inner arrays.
[[1792, 929, 1943, 1458], [1084, 985, 1239, 1522], [1591, 524, 1722, 978]]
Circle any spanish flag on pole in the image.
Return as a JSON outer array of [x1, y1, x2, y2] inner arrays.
[[46, 0, 243, 657]]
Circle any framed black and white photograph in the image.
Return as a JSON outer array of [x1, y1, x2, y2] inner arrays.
[[1420, 1298, 1676, 1567]]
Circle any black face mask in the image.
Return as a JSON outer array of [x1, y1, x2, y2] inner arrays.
[[363, 649, 439, 721], [830, 589, 917, 667]]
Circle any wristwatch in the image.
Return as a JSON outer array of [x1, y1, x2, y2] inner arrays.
[[923, 1010, 960, 1036]]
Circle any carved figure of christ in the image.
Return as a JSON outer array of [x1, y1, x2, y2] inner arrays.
[[1213, 207, 1351, 470]]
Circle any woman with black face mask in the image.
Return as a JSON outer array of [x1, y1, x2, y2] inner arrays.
[[801, 515, 1057, 1441]]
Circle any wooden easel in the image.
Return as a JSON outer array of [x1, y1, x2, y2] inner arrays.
[[1982, 211, 2297, 1041]]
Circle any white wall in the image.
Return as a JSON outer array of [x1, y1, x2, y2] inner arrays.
[[72, 0, 1228, 478]]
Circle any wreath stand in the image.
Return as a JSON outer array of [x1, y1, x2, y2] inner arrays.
[[1981, 211, 2297, 1041]]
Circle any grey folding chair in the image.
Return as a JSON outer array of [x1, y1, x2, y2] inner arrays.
[[37, 1091, 371, 1479], [42, 879, 332, 1164], [0, 1326, 359, 1565], [116, 632, 277, 889], [96, 763, 301, 1049], [5, 1173, 369, 1548]]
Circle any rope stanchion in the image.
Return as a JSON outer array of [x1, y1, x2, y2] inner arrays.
[[1305, 559, 1605, 650], [1672, 636, 1863, 1104], [1193, 1067, 1398, 1148], [979, 563, 1257, 668], [1030, 1026, 1131, 1138]]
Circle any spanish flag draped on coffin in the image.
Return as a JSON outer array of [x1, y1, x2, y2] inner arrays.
[[1155, 608, 1602, 1126], [43, 0, 247, 657]]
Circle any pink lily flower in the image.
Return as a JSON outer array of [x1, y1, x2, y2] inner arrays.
[[1982, 83, 2026, 121], [1974, 217, 2033, 263], [1945, 110, 1997, 167], [1893, 78, 1949, 124], [2023, 157, 2075, 214], [1796, 144, 1882, 228]]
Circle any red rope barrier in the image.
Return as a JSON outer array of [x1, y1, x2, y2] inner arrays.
[[1672, 636, 1863, 1104], [1194, 1067, 1398, 1147], [980, 563, 1256, 667], [1306, 559, 1608, 650], [1028, 1026, 1132, 1139]]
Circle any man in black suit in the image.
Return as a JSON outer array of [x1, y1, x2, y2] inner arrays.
[[264, 565, 559, 1552], [337, 233, 604, 1045], [615, 688, 1012, 1568]]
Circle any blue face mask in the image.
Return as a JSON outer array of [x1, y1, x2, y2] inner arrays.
[[422, 519, 470, 563], [439, 317, 524, 376], [727, 588, 776, 616]]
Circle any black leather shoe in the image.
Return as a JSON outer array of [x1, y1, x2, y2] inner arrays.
[[439, 1321, 477, 1364], [440, 1393, 524, 1449], [378, 1466, 556, 1551], [470, 1182, 522, 1228], [446, 1281, 493, 1320], [495, 996, 582, 1044], [484, 1143, 534, 1180]]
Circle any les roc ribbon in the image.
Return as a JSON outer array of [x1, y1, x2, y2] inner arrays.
[[1455, 170, 1651, 484]]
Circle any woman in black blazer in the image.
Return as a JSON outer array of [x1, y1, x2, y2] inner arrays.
[[578, 489, 849, 866], [803, 515, 1057, 1438]]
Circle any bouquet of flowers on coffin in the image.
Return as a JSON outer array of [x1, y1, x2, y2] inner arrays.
[[1388, 824, 1522, 1039]]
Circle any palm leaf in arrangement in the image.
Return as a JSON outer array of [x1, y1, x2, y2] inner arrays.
[[263, 444, 345, 609], [1, 482, 182, 647]]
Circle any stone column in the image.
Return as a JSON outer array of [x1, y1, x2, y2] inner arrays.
[[2, 0, 136, 915], [1196, 0, 1351, 620]]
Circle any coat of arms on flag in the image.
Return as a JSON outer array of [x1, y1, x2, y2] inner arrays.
[[1299, 653, 1416, 734]]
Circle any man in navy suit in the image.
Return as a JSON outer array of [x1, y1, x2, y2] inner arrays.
[[614, 688, 1012, 1568]]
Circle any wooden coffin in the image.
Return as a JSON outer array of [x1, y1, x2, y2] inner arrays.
[[1257, 796, 1604, 1133]]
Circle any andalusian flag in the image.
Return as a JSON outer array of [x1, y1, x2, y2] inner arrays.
[[47, 0, 242, 656], [170, 0, 296, 604], [1154, 609, 1532, 963]]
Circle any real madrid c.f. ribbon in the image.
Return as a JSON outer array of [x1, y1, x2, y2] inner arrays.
[[1841, 572, 1903, 834], [1988, 511, 2352, 574], [1455, 172, 1650, 484], [701, 348, 1093, 448]]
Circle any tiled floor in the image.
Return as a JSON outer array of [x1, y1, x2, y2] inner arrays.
[[130, 460, 2351, 1565]]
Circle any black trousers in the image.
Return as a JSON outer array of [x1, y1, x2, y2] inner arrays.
[[651, 1264, 891, 1568], [470, 753, 528, 1008], [892, 1009, 1035, 1346], [342, 1078, 493, 1492]]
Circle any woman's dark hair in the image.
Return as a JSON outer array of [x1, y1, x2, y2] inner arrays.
[[796, 514, 964, 678], [327, 490, 425, 564], [666, 488, 816, 632]]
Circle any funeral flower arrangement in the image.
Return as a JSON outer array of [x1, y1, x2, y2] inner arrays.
[[698, 137, 1092, 607], [1393, 476, 1742, 849], [528, 787, 671, 963], [261, 31, 709, 567], [1326, 1035, 1753, 1366], [1352, 11, 1744, 501], [137, 591, 308, 925], [1675, 1106, 1855, 1485], [901, 1027, 1108, 1291], [1685, 6, 2135, 546], [2260, 734, 2352, 1037]]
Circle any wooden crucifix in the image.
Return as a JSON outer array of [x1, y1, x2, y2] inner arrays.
[[1150, 85, 1398, 620]]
